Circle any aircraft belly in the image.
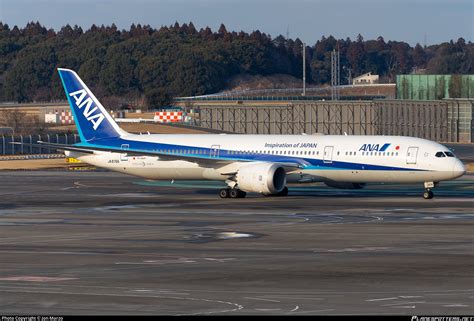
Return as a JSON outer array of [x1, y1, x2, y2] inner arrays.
[[77, 155, 219, 180], [301, 169, 455, 183], [122, 167, 206, 180], [76, 153, 457, 184]]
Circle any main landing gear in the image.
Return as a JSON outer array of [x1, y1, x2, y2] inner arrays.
[[219, 188, 247, 199], [423, 181, 437, 199], [219, 186, 289, 199]]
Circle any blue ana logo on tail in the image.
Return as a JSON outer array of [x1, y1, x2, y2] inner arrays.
[[359, 143, 391, 152], [58, 68, 122, 141], [69, 89, 105, 130]]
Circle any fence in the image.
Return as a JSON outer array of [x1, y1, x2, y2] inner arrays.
[[197, 99, 473, 143], [0, 134, 80, 155]]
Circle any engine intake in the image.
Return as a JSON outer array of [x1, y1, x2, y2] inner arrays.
[[236, 163, 286, 195]]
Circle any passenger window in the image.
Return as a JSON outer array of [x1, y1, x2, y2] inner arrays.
[[435, 152, 445, 158]]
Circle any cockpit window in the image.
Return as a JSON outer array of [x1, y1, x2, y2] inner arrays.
[[435, 151, 445, 158], [444, 151, 455, 157]]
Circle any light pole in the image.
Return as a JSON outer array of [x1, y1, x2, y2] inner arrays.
[[343, 66, 352, 85], [302, 42, 306, 96]]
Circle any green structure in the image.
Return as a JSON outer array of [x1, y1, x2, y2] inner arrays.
[[397, 74, 474, 100]]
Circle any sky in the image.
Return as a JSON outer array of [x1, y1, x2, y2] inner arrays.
[[1, 0, 472, 46]]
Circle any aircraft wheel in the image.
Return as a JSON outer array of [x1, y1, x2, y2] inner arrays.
[[423, 190, 434, 199], [229, 189, 241, 198], [229, 189, 246, 198], [219, 188, 230, 198]]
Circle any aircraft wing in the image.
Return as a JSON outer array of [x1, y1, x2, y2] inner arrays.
[[10, 141, 95, 154]]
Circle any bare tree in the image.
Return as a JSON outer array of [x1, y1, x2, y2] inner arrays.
[[0, 109, 27, 134], [0, 109, 48, 135]]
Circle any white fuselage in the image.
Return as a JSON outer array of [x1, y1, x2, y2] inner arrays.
[[66, 134, 465, 184]]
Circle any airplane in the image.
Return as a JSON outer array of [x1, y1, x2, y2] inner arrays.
[[30, 68, 466, 199]]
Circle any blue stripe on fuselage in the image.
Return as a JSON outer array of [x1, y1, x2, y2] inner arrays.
[[76, 137, 425, 172]]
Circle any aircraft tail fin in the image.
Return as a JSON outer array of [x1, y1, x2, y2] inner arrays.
[[58, 68, 127, 142]]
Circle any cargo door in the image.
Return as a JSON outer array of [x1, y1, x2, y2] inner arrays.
[[120, 144, 129, 161]]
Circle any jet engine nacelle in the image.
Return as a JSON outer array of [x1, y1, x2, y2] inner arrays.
[[236, 163, 286, 195], [324, 181, 366, 189]]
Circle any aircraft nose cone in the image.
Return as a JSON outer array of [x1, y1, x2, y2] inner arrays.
[[452, 159, 466, 178]]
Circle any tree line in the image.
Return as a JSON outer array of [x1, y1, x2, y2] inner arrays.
[[0, 21, 472, 108]]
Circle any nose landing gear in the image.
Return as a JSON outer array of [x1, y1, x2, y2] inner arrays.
[[423, 189, 434, 199], [423, 181, 438, 199]]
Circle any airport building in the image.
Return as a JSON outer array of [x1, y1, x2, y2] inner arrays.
[[353, 72, 379, 85]]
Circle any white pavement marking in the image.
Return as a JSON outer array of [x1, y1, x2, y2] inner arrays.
[[244, 297, 281, 303], [289, 306, 300, 312], [0, 287, 244, 315], [382, 301, 426, 306], [391, 306, 416, 309], [366, 297, 399, 302], [292, 309, 335, 314], [0, 276, 77, 282], [203, 258, 236, 262], [322, 247, 391, 253]]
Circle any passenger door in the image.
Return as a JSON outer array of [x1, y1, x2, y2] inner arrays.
[[323, 146, 334, 164], [406, 146, 418, 165], [210, 145, 220, 158]]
